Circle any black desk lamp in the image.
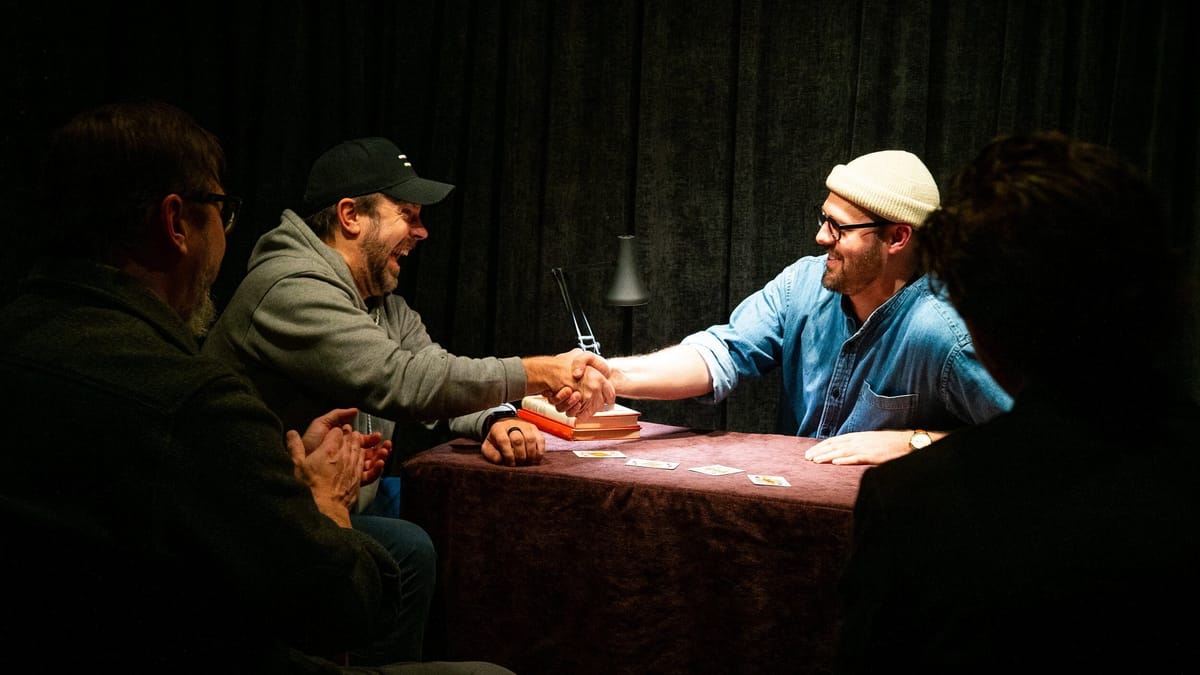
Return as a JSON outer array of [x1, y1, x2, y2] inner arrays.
[[551, 234, 649, 356]]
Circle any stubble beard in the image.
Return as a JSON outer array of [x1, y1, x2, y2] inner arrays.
[[820, 262, 844, 293], [186, 264, 219, 338], [821, 239, 885, 296], [362, 221, 400, 297]]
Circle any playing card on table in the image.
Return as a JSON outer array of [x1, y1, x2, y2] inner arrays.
[[689, 464, 744, 476], [748, 474, 791, 487], [625, 458, 679, 470], [573, 450, 627, 458]]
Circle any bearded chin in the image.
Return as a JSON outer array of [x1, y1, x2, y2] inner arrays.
[[187, 292, 218, 338], [820, 267, 842, 292], [378, 267, 400, 295], [185, 261, 220, 339], [368, 246, 401, 296]]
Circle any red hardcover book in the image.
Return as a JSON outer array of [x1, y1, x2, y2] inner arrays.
[[516, 408, 641, 441]]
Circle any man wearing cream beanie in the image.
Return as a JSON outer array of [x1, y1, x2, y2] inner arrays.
[[609, 149, 1010, 464]]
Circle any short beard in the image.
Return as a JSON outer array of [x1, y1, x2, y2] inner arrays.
[[187, 292, 218, 338], [362, 219, 399, 296], [185, 259, 219, 339], [821, 237, 885, 296]]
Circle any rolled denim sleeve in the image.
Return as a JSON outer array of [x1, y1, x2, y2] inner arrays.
[[681, 331, 740, 403]]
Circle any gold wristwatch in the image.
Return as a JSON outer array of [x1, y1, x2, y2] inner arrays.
[[908, 429, 932, 451]]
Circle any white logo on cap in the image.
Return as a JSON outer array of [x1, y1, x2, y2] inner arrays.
[[397, 153, 412, 167]]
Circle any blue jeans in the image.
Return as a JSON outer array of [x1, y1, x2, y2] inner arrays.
[[349, 478, 436, 664]]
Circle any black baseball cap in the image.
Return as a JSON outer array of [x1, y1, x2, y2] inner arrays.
[[303, 137, 455, 212]]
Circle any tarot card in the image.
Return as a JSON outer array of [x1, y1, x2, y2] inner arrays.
[[625, 458, 679, 470], [573, 450, 627, 458], [688, 464, 745, 476], [748, 474, 791, 487]]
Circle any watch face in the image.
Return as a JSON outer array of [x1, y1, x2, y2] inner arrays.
[[910, 431, 932, 449]]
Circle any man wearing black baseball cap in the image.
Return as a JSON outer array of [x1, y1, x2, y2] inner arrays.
[[204, 137, 612, 662], [303, 137, 455, 213]]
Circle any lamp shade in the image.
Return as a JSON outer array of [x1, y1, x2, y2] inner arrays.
[[604, 234, 650, 306]]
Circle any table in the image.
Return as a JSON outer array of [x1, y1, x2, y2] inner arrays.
[[400, 421, 868, 675]]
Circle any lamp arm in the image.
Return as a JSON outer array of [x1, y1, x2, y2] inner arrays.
[[551, 266, 601, 355]]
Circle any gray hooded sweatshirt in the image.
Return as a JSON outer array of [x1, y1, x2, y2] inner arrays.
[[203, 210, 525, 506]]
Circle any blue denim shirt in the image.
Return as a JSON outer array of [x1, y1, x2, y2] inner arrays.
[[682, 255, 1012, 437]]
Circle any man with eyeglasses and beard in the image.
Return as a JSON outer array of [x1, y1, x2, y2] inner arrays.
[[608, 149, 1011, 463], [0, 99, 512, 674]]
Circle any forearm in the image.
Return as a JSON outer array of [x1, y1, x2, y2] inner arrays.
[[805, 429, 953, 465], [608, 344, 713, 400]]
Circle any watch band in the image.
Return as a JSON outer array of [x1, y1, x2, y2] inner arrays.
[[481, 403, 519, 438]]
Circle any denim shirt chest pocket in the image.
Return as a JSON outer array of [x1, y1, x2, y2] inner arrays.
[[840, 380, 918, 433]]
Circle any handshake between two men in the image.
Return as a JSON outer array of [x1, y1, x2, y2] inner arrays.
[[522, 348, 617, 420], [293, 348, 617, 504], [439, 348, 614, 469]]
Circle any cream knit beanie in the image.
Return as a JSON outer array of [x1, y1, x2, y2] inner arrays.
[[825, 150, 939, 227]]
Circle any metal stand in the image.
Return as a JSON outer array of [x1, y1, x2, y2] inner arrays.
[[551, 266, 602, 355]]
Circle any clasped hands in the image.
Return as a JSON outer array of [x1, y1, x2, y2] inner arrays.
[[479, 349, 616, 468], [287, 407, 390, 525], [541, 348, 617, 419]]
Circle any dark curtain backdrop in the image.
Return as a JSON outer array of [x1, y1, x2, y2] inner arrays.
[[6, 0, 1197, 434]]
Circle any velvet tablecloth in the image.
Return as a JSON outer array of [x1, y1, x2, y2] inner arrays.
[[400, 422, 868, 675]]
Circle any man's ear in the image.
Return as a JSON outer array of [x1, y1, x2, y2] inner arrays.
[[336, 198, 365, 238], [888, 223, 914, 250], [155, 194, 190, 258]]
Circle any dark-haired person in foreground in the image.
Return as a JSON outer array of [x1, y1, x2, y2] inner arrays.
[[0, 99, 512, 674], [834, 131, 1200, 672]]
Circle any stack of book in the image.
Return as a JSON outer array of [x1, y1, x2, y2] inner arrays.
[[517, 394, 642, 441]]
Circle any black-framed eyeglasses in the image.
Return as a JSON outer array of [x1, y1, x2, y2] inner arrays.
[[184, 192, 242, 233], [817, 208, 893, 241]]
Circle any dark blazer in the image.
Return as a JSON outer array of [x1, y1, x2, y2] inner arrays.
[[835, 382, 1200, 673], [0, 261, 401, 673]]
